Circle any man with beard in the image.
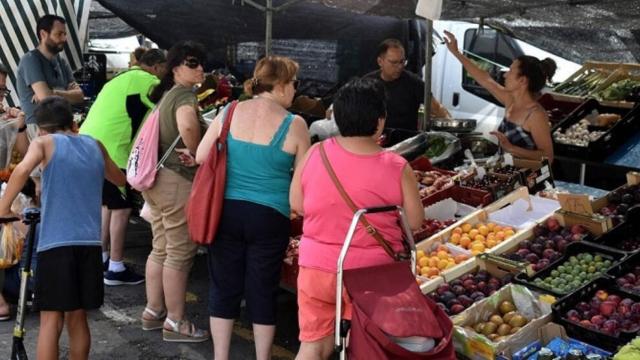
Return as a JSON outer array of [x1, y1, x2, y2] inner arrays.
[[364, 39, 450, 131], [17, 15, 84, 133]]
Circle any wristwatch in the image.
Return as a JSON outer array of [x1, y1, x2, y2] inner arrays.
[[17, 124, 27, 133]]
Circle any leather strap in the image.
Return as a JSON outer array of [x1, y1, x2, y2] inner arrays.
[[318, 141, 398, 260], [219, 101, 238, 145]]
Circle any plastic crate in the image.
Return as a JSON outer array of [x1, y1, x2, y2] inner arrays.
[[607, 251, 640, 297], [513, 241, 627, 297], [539, 93, 585, 125], [551, 277, 640, 352], [591, 221, 640, 254], [551, 99, 640, 161]]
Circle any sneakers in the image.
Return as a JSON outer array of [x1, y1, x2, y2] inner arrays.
[[104, 266, 145, 286], [103, 258, 109, 273]]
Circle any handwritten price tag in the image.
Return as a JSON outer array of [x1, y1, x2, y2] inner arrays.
[[557, 193, 593, 215]]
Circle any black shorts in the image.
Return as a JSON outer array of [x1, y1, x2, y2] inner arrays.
[[207, 200, 290, 325], [34, 246, 104, 312], [102, 170, 133, 209]]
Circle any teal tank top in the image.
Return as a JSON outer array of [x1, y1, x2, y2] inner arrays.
[[224, 110, 295, 217]]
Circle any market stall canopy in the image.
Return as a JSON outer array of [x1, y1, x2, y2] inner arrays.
[[96, 0, 640, 64]]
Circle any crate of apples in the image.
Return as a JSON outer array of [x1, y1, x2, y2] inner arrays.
[[416, 245, 470, 279], [449, 222, 516, 256]]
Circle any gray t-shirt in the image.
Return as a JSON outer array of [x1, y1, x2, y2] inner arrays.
[[16, 49, 75, 124]]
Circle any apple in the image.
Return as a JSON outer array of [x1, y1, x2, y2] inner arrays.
[[600, 301, 617, 317], [546, 217, 561, 233]]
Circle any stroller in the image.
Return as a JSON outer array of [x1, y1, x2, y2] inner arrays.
[[334, 206, 455, 360]]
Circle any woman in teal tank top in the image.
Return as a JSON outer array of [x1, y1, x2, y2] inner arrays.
[[196, 56, 310, 360]]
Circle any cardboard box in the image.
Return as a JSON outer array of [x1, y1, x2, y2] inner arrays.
[[511, 322, 612, 360], [452, 284, 552, 360], [513, 158, 555, 194]]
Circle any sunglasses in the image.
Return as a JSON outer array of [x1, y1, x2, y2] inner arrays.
[[0, 87, 10, 95], [183, 58, 202, 69]]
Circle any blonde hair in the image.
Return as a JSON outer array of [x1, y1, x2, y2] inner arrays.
[[243, 55, 299, 96]]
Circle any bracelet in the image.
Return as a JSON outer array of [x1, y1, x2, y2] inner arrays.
[[17, 124, 27, 133]]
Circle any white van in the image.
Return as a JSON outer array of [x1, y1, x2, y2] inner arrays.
[[430, 21, 581, 138]]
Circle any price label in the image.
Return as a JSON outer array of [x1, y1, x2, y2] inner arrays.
[[557, 193, 594, 215]]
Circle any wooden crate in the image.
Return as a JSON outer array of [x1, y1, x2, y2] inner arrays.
[[418, 274, 445, 294], [551, 61, 624, 102]]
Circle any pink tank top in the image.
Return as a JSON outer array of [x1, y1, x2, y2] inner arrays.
[[298, 138, 407, 272]]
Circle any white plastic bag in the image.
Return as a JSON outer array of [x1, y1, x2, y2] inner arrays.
[[0, 118, 18, 169], [140, 202, 152, 223]]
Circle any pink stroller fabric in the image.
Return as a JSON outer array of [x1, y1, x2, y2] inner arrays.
[[343, 261, 455, 359]]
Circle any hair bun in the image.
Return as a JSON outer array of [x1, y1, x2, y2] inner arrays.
[[540, 58, 557, 82]]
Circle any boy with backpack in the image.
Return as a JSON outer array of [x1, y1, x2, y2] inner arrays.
[[0, 96, 126, 360]]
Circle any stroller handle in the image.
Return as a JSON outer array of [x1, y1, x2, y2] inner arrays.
[[334, 205, 417, 356], [0, 217, 20, 224]]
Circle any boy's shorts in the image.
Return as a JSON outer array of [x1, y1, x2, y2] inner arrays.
[[34, 246, 104, 312], [297, 266, 352, 342], [102, 171, 133, 209]]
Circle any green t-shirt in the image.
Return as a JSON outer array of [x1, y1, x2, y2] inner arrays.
[[158, 86, 207, 181], [80, 67, 159, 168]]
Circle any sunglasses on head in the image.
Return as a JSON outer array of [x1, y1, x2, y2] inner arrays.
[[183, 58, 202, 69]]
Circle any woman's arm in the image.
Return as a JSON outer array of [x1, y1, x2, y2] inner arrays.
[[443, 30, 512, 106], [400, 163, 424, 230], [291, 115, 310, 168], [195, 112, 223, 164], [175, 104, 202, 155], [290, 143, 317, 217]]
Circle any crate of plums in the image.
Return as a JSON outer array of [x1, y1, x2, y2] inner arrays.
[[557, 172, 640, 235], [609, 252, 640, 299], [591, 221, 640, 254], [498, 216, 591, 277], [425, 256, 520, 317], [552, 277, 640, 352], [514, 242, 626, 298]]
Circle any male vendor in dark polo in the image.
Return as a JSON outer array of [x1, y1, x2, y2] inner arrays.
[[365, 38, 450, 130]]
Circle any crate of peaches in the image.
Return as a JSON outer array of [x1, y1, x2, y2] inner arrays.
[[448, 222, 517, 256], [415, 241, 473, 294]]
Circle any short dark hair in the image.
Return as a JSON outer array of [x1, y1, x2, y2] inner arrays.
[[139, 49, 166, 66], [35, 96, 74, 132], [36, 15, 66, 41], [0, 63, 7, 76], [516, 55, 557, 94], [132, 47, 147, 62], [334, 78, 386, 137], [377, 38, 404, 58]]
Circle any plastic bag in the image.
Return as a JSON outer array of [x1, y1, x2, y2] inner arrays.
[[0, 222, 23, 269]]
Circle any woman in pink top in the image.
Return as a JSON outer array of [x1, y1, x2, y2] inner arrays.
[[290, 78, 424, 359]]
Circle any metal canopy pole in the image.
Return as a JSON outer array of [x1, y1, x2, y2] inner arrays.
[[241, 0, 303, 56], [421, 19, 433, 131]]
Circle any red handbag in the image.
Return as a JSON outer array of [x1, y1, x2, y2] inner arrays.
[[186, 101, 238, 245]]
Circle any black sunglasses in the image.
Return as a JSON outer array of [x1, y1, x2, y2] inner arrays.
[[183, 58, 202, 69], [0, 87, 11, 95]]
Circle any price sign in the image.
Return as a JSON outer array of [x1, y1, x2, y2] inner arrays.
[[557, 193, 593, 215]]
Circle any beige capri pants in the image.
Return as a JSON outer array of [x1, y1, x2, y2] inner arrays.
[[142, 168, 198, 272]]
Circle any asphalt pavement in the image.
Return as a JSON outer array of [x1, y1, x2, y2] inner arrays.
[[0, 218, 301, 359]]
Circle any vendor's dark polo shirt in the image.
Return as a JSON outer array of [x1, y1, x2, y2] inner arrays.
[[17, 49, 75, 124], [364, 70, 424, 130]]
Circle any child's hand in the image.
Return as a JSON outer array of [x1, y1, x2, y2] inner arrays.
[[175, 148, 197, 167]]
